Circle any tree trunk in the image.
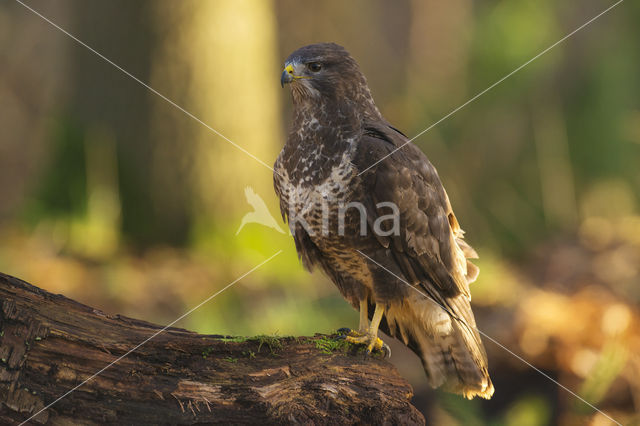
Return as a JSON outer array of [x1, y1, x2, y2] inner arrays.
[[0, 273, 424, 425]]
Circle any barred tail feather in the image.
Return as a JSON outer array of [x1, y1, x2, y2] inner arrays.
[[437, 320, 494, 399], [386, 294, 494, 399]]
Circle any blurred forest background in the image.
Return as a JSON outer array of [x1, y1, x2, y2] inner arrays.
[[1, 0, 639, 424]]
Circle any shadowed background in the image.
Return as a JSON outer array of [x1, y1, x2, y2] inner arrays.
[[1, 0, 639, 424]]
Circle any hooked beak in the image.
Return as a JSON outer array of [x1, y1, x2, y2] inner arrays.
[[281, 64, 295, 88]]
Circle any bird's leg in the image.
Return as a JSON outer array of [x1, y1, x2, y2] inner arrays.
[[344, 303, 391, 357], [358, 299, 369, 333], [366, 303, 387, 354], [337, 299, 368, 336]]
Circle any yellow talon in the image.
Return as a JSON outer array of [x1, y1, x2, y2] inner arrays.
[[341, 303, 391, 357], [344, 334, 367, 344], [367, 337, 385, 353]]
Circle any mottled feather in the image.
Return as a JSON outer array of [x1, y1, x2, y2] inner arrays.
[[274, 43, 493, 399]]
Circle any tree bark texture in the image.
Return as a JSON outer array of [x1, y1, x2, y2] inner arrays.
[[0, 272, 424, 425]]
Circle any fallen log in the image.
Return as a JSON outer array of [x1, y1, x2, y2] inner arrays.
[[0, 272, 424, 425]]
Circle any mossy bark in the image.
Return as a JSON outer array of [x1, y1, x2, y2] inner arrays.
[[0, 273, 424, 425]]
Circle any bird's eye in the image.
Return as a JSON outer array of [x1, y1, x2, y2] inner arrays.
[[307, 62, 322, 72]]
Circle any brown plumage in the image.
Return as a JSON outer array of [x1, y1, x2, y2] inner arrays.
[[274, 43, 493, 399]]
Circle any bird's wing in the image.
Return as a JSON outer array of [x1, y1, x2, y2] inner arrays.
[[354, 124, 494, 399], [354, 123, 478, 300]]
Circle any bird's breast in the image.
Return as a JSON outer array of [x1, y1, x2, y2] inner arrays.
[[275, 146, 363, 239]]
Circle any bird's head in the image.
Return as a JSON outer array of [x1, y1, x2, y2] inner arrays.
[[281, 43, 375, 110]]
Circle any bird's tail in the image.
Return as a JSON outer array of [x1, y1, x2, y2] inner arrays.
[[384, 293, 494, 399]]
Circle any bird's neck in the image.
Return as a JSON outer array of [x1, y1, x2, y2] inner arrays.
[[290, 89, 383, 143], [287, 103, 358, 165], [291, 79, 383, 128], [281, 84, 385, 182]]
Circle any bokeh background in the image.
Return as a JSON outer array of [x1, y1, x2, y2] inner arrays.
[[1, 0, 639, 424]]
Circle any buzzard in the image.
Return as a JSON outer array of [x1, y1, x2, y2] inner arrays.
[[274, 43, 494, 399]]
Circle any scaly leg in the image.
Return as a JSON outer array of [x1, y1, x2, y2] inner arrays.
[[344, 303, 390, 357], [337, 299, 368, 336], [358, 299, 369, 333]]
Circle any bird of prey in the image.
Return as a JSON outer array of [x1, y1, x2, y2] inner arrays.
[[274, 43, 494, 399]]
